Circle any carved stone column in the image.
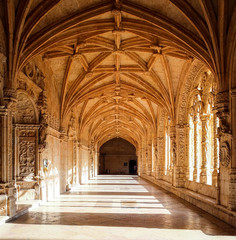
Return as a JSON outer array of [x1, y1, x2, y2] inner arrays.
[[229, 89, 236, 210], [153, 139, 158, 179], [200, 115, 209, 184], [212, 111, 218, 187], [0, 108, 8, 183], [155, 138, 160, 179], [72, 140, 77, 184], [146, 128, 152, 175], [147, 142, 152, 176], [140, 139, 146, 175], [173, 125, 186, 187], [157, 136, 165, 180], [185, 124, 190, 180], [0, 89, 17, 216], [193, 115, 198, 182], [170, 126, 176, 184], [89, 141, 94, 179], [231, 88, 236, 169], [77, 141, 82, 185], [215, 91, 232, 208]]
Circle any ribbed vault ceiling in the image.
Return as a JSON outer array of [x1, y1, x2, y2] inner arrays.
[[5, 0, 233, 147]]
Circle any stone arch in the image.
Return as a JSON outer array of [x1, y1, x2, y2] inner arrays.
[[176, 60, 205, 126], [99, 138, 137, 175]]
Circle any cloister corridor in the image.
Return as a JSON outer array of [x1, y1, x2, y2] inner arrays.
[[0, 175, 235, 240]]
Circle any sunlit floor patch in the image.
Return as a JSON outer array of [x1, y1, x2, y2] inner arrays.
[[1, 175, 236, 240], [30, 206, 170, 214], [0, 224, 235, 240]]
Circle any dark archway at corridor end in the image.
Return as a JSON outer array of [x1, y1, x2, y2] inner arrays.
[[99, 138, 137, 175]]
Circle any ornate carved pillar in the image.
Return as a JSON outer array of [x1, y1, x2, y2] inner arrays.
[[215, 91, 233, 208], [212, 110, 218, 187], [0, 88, 17, 216], [147, 142, 152, 176], [157, 136, 165, 179], [89, 141, 94, 179], [77, 141, 82, 185], [229, 89, 236, 210], [173, 124, 186, 187], [153, 138, 158, 179], [185, 124, 190, 180], [231, 88, 236, 169], [193, 115, 198, 182], [72, 139, 77, 184], [0, 108, 8, 183], [140, 146, 145, 175], [76, 140, 81, 185], [146, 128, 152, 175], [200, 115, 209, 184], [170, 125, 176, 184]]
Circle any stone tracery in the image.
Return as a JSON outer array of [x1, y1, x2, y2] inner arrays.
[[187, 71, 219, 186]]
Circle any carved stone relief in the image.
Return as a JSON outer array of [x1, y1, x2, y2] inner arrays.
[[15, 92, 36, 124], [23, 62, 45, 89], [19, 140, 36, 177], [219, 141, 231, 167], [18, 129, 37, 179], [177, 61, 204, 125]]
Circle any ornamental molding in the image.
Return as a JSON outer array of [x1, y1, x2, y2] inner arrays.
[[177, 61, 204, 125]]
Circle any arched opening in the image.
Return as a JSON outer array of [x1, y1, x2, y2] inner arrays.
[[99, 138, 137, 175]]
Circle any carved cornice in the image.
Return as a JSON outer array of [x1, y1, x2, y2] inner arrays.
[[13, 124, 40, 129]]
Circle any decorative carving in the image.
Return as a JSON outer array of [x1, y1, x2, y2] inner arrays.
[[219, 141, 230, 167], [3, 87, 17, 102], [37, 91, 48, 112], [23, 62, 45, 89], [171, 140, 176, 165], [39, 114, 48, 150], [68, 113, 76, 138], [176, 125, 185, 166], [217, 111, 231, 136], [178, 62, 204, 125], [19, 141, 35, 177], [15, 92, 36, 124]]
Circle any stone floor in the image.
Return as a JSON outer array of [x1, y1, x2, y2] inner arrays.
[[0, 175, 236, 240]]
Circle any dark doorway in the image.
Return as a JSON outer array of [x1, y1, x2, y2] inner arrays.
[[129, 160, 137, 174], [99, 138, 137, 175]]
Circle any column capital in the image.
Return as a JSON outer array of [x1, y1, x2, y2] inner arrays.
[[3, 87, 17, 108], [200, 114, 210, 122]]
